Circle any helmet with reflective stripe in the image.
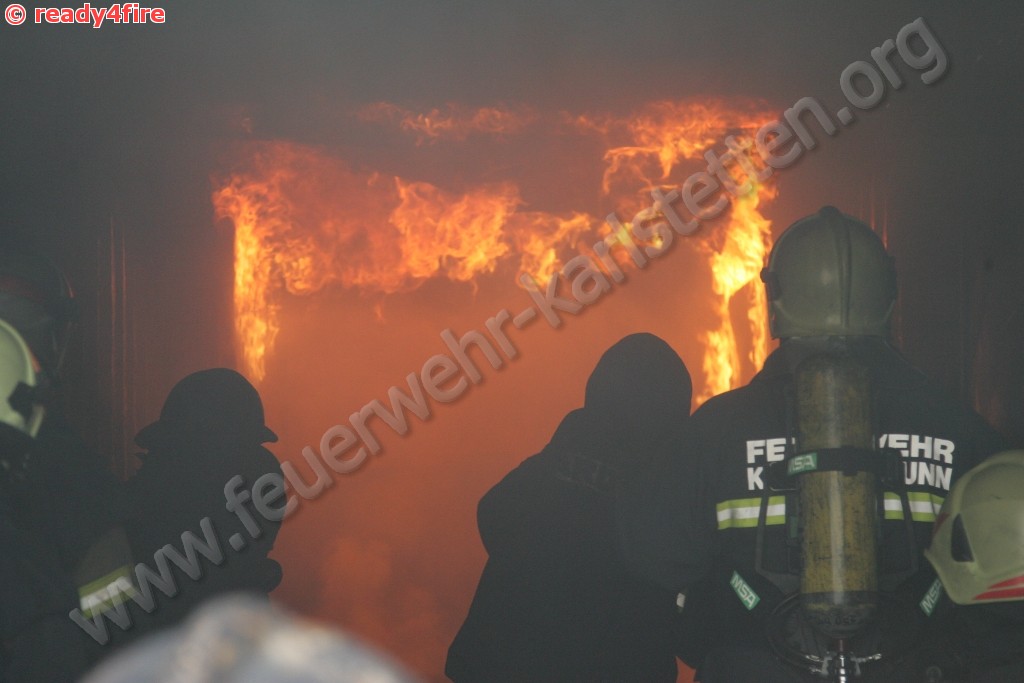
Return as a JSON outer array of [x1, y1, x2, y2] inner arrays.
[[760, 206, 897, 338], [924, 450, 1024, 605]]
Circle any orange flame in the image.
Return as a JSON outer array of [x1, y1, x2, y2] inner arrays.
[[220, 189, 280, 384], [508, 211, 597, 287], [696, 180, 778, 405], [214, 100, 779, 396], [212, 141, 593, 381], [568, 100, 772, 196], [567, 101, 778, 401], [389, 179, 518, 285]]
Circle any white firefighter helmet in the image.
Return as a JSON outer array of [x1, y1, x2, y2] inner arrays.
[[924, 450, 1024, 605], [1, 317, 45, 467]]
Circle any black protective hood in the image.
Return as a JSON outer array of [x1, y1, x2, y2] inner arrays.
[[584, 332, 691, 440]]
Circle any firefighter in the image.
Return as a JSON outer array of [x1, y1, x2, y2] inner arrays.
[[617, 207, 1007, 681], [124, 368, 285, 636], [0, 247, 135, 664], [901, 449, 1024, 682], [446, 333, 691, 682], [0, 318, 93, 681]]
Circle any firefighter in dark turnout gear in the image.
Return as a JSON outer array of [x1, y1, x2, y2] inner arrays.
[[124, 368, 284, 637], [617, 207, 1007, 682], [446, 333, 691, 683], [0, 248, 135, 672], [0, 318, 94, 682]]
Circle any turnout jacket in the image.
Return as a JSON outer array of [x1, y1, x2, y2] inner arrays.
[[618, 340, 1006, 673], [447, 333, 691, 683], [123, 440, 284, 639], [446, 411, 679, 683]]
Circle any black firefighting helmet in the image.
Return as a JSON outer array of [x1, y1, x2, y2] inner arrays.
[[760, 206, 897, 339], [0, 246, 78, 377], [135, 368, 277, 450]]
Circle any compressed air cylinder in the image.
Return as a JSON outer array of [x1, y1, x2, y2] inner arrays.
[[795, 353, 878, 639]]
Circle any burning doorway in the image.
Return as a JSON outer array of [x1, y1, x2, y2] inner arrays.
[[212, 98, 784, 681]]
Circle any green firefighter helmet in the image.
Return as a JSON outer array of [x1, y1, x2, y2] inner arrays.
[[924, 450, 1024, 605], [760, 206, 897, 339]]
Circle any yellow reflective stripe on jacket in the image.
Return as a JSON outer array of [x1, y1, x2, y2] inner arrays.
[[717, 491, 944, 528], [716, 496, 786, 529], [882, 491, 944, 522], [78, 565, 136, 619]]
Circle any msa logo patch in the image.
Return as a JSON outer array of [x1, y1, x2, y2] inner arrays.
[[788, 453, 818, 475], [920, 578, 943, 616], [730, 571, 760, 611]]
